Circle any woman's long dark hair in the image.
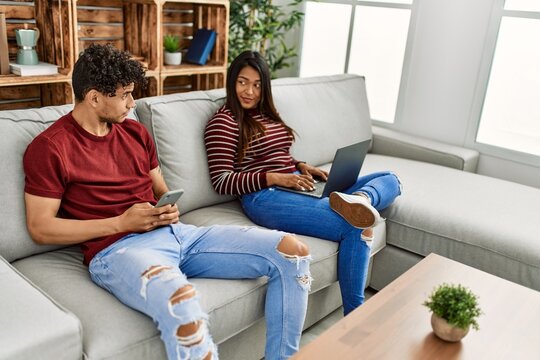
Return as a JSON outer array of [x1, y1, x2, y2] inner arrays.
[[226, 51, 295, 162]]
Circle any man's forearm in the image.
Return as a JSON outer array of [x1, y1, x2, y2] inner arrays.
[[27, 216, 122, 245]]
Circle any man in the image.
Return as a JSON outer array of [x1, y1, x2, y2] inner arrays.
[[23, 44, 311, 360]]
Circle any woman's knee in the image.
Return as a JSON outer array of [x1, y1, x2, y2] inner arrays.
[[277, 235, 310, 257]]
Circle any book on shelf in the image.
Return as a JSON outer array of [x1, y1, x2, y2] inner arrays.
[[185, 29, 217, 65], [9, 61, 58, 76]]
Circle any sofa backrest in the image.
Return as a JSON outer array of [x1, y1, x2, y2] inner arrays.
[[135, 74, 372, 214], [272, 74, 372, 165], [0, 74, 372, 261], [0, 105, 74, 262]]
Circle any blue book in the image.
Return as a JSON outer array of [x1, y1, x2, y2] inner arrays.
[[186, 29, 217, 65]]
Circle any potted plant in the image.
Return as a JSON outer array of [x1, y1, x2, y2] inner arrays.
[[423, 283, 482, 342], [163, 34, 182, 65]]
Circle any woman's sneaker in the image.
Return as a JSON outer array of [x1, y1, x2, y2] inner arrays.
[[329, 192, 381, 229]]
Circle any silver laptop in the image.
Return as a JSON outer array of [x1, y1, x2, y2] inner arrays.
[[276, 139, 371, 198]]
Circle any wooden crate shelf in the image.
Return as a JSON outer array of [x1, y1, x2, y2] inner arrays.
[[0, 0, 228, 110]]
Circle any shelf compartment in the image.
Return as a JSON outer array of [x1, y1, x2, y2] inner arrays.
[[161, 71, 224, 95], [161, 0, 228, 68], [0, 81, 73, 110], [0, 0, 74, 75], [75, 0, 159, 71]]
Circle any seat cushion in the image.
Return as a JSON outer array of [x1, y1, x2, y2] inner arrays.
[[362, 154, 540, 291], [11, 204, 343, 360]]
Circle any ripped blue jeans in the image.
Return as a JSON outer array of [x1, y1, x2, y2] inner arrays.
[[89, 223, 311, 360]]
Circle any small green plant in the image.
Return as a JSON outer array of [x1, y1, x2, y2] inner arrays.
[[163, 34, 181, 53], [423, 283, 482, 330]]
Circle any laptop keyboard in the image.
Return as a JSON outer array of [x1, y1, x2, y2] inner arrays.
[[306, 180, 326, 195]]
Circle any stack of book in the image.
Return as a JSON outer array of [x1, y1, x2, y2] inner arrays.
[[9, 62, 58, 76]]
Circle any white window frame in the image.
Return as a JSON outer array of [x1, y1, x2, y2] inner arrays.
[[467, 0, 540, 167], [298, 0, 418, 126]]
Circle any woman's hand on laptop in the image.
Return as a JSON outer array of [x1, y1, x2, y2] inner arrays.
[[267, 173, 315, 191], [297, 163, 329, 182]]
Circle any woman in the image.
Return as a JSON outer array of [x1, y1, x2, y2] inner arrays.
[[205, 51, 402, 315]]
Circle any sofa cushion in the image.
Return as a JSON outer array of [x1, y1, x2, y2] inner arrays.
[[0, 105, 73, 262], [135, 89, 233, 215], [272, 74, 373, 167], [1, 256, 82, 360], [362, 154, 540, 291]]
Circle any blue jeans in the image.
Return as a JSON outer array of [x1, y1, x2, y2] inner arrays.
[[89, 223, 311, 360], [241, 171, 401, 315]]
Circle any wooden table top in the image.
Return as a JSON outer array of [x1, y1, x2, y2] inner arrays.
[[293, 253, 540, 360]]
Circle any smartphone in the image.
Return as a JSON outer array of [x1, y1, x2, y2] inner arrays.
[[155, 189, 184, 207]]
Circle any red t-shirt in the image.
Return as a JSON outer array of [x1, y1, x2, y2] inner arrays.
[[23, 112, 159, 264]]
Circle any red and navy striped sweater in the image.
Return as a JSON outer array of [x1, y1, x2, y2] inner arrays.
[[205, 105, 299, 195]]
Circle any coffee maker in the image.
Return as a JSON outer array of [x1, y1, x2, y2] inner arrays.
[[15, 27, 40, 65]]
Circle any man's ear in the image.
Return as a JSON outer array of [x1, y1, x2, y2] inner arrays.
[[85, 89, 100, 108]]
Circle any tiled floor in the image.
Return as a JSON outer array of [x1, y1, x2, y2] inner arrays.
[[299, 287, 377, 347]]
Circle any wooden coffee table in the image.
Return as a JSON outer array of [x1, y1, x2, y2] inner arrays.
[[293, 253, 540, 359]]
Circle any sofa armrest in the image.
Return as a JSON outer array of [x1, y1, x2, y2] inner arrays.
[[0, 256, 82, 360], [371, 126, 479, 172]]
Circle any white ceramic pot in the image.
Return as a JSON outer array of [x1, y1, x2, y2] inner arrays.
[[431, 313, 470, 342], [164, 51, 182, 65]]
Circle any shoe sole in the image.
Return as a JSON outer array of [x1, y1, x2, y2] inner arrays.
[[329, 193, 376, 229]]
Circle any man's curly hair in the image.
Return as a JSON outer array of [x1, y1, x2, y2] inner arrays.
[[73, 44, 147, 101]]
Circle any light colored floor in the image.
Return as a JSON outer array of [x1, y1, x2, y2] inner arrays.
[[299, 287, 377, 348]]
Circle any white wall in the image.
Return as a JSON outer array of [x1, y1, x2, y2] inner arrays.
[[289, 0, 540, 188]]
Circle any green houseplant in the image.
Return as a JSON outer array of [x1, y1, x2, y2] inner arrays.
[[163, 34, 182, 65], [423, 283, 482, 342], [229, 0, 304, 77]]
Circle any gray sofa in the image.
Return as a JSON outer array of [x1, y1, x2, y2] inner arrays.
[[1, 74, 539, 360]]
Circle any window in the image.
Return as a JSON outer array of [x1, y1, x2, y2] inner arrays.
[[476, 3, 540, 157], [300, 0, 414, 123], [299, 3, 351, 77]]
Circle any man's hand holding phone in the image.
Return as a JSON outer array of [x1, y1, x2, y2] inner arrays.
[[117, 189, 183, 233], [154, 189, 183, 225]]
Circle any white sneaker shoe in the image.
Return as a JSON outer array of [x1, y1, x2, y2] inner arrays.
[[329, 192, 381, 229]]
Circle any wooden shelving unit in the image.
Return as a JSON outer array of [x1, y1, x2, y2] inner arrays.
[[0, 0, 229, 109]]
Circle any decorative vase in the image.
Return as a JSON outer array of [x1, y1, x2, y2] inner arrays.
[[431, 313, 470, 342], [164, 51, 181, 65]]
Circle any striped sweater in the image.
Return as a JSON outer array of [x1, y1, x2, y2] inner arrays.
[[205, 105, 299, 195]]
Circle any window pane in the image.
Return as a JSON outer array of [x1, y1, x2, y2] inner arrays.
[[504, 0, 540, 12], [348, 6, 410, 123], [359, 0, 412, 4], [477, 17, 540, 156], [299, 2, 351, 77]]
